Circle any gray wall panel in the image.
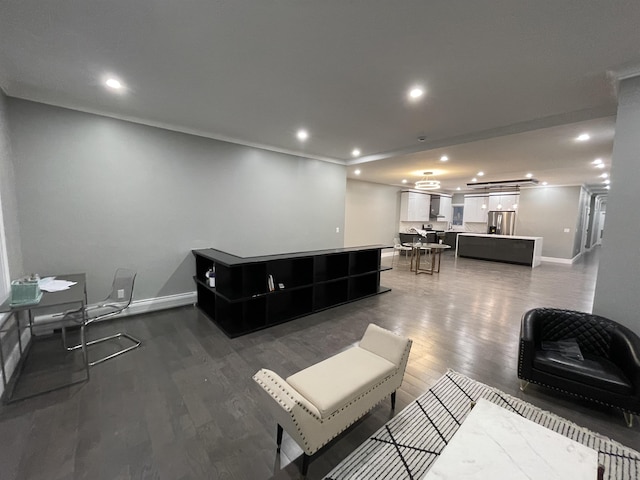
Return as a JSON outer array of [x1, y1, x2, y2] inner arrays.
[[7, 98, 346, 302], [593, 76, 640, 334], [344, 179, 400, 247], [516, 186, 581, 259], [0, 90, 24, 289]]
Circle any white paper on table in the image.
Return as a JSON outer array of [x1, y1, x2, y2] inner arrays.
[[38, 277, 77, 292]]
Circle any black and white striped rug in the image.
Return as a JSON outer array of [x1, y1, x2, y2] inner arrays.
[[324, 370, 640, 480]]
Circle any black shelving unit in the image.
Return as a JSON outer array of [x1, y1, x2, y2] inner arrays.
[[193, 246, 391, 338]]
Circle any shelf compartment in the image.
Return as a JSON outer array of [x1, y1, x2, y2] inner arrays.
[[314, 253, 349, 282], [215, 264, 243, 300], [267, 287, 313, 324], [242, 263, 269, 298], [196, 283, 216, 320], [349, 249, 380, 275], [215, 296, 266, 337], [349, 272, 380, 300], [195, 255, 215, 284], [314, 278, 348, 310], [267, 256, 314, 290]]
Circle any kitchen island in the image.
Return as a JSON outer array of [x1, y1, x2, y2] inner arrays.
[[456, 233, 543, 267]]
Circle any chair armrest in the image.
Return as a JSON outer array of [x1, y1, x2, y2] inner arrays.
[[518, 309, 541, 379], [610, 325, 640, 393], [359, 324, 411, 367], [253, 369, 322, 419]]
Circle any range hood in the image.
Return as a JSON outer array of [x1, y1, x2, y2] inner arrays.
[[466, 178, 539, 189], [429, 195, 445, 219]]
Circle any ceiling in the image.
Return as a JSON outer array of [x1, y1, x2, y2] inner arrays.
[[1, 1, 639, 193]]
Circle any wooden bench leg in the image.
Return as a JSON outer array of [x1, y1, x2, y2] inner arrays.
[[391, 391, 396, 410], [276, 424, 283, 451], [302, 453, 310, 477]]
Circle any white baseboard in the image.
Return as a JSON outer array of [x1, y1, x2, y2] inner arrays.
[[119, 291, 197, 317], [33, 291, 197, 327], [541, 255, 578, 264]]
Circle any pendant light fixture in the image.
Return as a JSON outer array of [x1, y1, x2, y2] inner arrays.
[[415, 171, 440, 190]]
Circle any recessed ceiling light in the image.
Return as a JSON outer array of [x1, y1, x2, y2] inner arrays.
[[456, 187, 461, 191], [471, 178, 477, 182], [592, 158, 603, 165], [351, 148, 361, 157], [408, 86, 424, 100], [542, 181, 548, 186], [603, 179, 610, 184], [595, 163, 605, 169], [605, 185, 610, 190], [402, 179, 408, 184], [600, 173, 609, 178], [477, 171, 484, 176], [297, 129, 309, 141], [440, 155, 449, 162], [354, 169, 361, 175], [525, 173, 533, 178], [576, 133, 590, 141], [105, 78, 123, 90]]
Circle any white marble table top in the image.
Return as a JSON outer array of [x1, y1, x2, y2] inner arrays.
[[422, 399, 598, 480]]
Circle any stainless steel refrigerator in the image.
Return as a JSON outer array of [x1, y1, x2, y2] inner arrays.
[[487, 210, 516, 235]]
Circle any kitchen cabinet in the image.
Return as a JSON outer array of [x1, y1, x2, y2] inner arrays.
[[400, 191, 430, 221], [431, 195, 452, 222], [463, 196, 489, 223], [456, 234, 543, 267]]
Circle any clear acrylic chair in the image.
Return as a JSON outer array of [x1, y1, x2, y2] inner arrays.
[[62, 268, 141, 366], [392, 237, 412, 266]]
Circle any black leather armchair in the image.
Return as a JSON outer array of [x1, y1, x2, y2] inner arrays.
[[518, 307, 640, 426]]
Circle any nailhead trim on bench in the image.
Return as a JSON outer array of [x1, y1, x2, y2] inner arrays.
[[254, 341, 413, 455]]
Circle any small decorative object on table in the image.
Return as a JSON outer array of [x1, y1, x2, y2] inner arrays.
[[10, 274, 43, 306], [205, 267, 216, 287]]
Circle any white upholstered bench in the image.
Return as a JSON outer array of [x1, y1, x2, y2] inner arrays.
[[253, 323, 412, 477]]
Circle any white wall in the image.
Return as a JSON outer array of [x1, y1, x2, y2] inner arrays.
[[7, 98, 347, 303], [344, 179, 400, 247], [593, 75, 640, 334], [516, 185, 583, 259]]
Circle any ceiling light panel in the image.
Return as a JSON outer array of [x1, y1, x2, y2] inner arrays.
[[408, 86, 424, 100], [296, 129, 308, 141], [104, 77, 124, 90]]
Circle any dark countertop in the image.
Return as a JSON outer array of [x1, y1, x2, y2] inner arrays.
[[192, 245, 391, 267]]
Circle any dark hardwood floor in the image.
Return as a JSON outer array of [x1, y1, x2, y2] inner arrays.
[[1, 247, 638, 480]]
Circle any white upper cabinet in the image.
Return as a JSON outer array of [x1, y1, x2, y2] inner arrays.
[[463, 196, 489, 223], [436, 195, 452, 222], [400, 191, 431, 221]]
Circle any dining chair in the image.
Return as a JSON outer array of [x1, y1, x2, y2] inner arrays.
[[392, 237, 412, 266], [61, 268, 141, 366]]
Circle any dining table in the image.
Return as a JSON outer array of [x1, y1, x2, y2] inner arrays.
[[408, 242, 451, 275]]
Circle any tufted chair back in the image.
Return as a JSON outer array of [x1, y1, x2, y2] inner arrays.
[[538, 308, 614, 359]]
